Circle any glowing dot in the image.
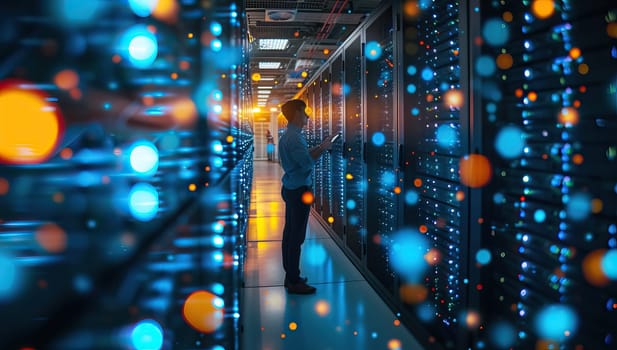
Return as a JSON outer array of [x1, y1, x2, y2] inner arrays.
[[496, 53, 513, 69], [54, 69, 79, 90], [476, 249, 492, 265], [495, 125, 525, 159], [327, 216, 335, 224], [413, 178, 423, 187], [459, 154, 492, 188], [534, 304, 578, 341], [456, 190, 465, 201], [35, 223, 67, 253], [393, 186, 401, 194], [151, 0, 179, 23], [591, 198, 603, 214], [393, 320, 401, 326], [297, 82, 303, 88], [582, 249, 610, 287], [371, 132, 386, 146], [129, 141, 159, 175], [405, 190, 419, 205], [179, 60, 190, 70], [607, 22, 617, 39], [129, 183, 159, 221], [528, 91, 538, 102], [0, 178, 9, 195], [289, 322, 298, 331], [126, 29, 158, 68], [0, 79, 64, 165], [558, 107, 579, 126], [251, 73, 261, 81], [128, 0, 157, 17], [389, 229, 429, 283], [444, 89, 463, 108], [421, 67, 434, 80], [515, 88, 524, 98], [183, 290, 224, 333], [399, 284, 428, 304], [323, 48, 330, 55], [60, 148, 73, 159], [315, 300, 331, 316], [569, 47, 581, 59], [482, 18, 510, 46], [436, 124, 457, 148], [301, 191, 314, 205], [531, 0, 555, 19], [578, 63, 589, 75], [131, 319, 163, 350], [502, 11, 513, 22], [476, 55, 496, 76], [571, 153, 584, 165], [403, 1, 421, 18], [188, 183, 197, 191], [366, 41, 382, 60], [424, 248, 441, 265], [388, 338, 402, 350], [566, 192, 591, 221], [601, 250, 617, 279], [534, 209, 546, 223], [466, 311, 481, 328], [489, 321, 516, 348]]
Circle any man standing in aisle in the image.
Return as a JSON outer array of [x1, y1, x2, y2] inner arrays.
[[278, 99, 333, 294]]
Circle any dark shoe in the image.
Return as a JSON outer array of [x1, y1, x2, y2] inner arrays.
[[284, 276, 307, 288], [286, 282, 316, 295]]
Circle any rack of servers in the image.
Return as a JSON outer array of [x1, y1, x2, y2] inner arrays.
[[300, 1, 617, 349], [0, 1, 254, 350]]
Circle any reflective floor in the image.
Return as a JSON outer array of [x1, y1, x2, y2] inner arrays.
[[242, 160, 425, 350]]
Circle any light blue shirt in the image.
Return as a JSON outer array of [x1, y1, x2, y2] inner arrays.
[[278, 124, 314, 189]]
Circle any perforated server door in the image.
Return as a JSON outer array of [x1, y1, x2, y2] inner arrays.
[[344, 34, 365, 260], [477, 2, 617, 349], [365, 5, 398, 294], [331, 54, 346, 238], [320, 70, 334, 222], [305, 85, 318, 205], [312, 80, 324, 212], [401, 1, 468, 348]]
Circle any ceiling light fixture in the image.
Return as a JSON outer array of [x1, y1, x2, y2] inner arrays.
[[259, 39, 289, 50], [259, 61, 282, 69]]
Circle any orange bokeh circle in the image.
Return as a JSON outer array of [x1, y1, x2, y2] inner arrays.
[[182, 290, 224, 333], [459, 154, 492, 188]]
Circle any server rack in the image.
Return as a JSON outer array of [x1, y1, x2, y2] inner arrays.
[[320, 70, 334, 224], [298, 0, 617, 349], [0, 2, 251, 349], [400, 1, 471, 348], [343, 33, 367, 261], [365, 5, 399, 295], [477, 1, 617, 349], [330, 53, 347, 239]]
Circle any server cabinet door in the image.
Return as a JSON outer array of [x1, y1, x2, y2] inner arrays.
[[477, 2, 617, 349], [312, 80, 324, 213], [320, 71, 334, 222], [400, 1, 468, 348], [364, 5, 398, 294], [330, 55, 346, 239], [343, 35, 366, 260]]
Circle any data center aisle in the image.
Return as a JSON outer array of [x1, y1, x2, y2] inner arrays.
[[241, 160, 424, 350]]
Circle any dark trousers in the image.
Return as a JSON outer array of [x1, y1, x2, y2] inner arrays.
[[281, 185, 311, 284]]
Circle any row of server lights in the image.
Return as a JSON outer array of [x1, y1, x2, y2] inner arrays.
[[0, 1, 252, 350], [294, 1, 616, 349]]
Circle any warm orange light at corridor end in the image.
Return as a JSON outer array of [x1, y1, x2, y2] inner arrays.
[[0, 79, 64, 164]]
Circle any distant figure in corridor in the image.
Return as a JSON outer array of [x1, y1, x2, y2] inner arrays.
[[278, 99, 332, 294], [266, 129, 274, 161]]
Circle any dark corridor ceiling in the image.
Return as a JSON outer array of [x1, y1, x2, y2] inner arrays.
[[244, 0, 383, 111]]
